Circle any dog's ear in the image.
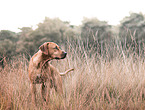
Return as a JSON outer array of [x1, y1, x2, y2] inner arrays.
[[39, 42, 49, 55]]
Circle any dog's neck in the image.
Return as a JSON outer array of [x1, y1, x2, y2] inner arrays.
[[39, 52, 52, 66], [32, 50, 52, 69], [42, 53, 52, 61]]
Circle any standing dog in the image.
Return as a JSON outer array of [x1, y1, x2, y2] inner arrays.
[[28, 42, 73, 105]]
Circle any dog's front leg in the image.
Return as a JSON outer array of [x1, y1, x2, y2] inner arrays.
[[46, 82, 51, 103], [41, 82, 47, 101], [30, 83, 37, 105], [41, 82, 51, 103]]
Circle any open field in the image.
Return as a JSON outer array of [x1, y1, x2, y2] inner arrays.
[[0, 41, 145, 110]]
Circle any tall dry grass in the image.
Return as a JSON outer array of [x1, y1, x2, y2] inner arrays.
[[0, 41, 145, 110]]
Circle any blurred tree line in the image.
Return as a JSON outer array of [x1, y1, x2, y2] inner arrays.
[[0, 12, 145, 66]]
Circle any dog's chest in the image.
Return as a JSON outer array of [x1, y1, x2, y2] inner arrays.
[[34, 62, 52, 83]]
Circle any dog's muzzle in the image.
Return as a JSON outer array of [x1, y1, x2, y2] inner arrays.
[[55, 52, 67, 59]]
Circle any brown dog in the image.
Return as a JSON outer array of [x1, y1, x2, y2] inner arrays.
[[28, 42, 73, 105]]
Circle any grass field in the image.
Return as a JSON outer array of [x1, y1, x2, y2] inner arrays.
[[0, 41, 145, 110]]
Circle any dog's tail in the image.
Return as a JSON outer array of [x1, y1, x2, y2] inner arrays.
[[60, 68, 74, 76]]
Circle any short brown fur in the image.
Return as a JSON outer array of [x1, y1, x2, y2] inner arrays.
[[28, 42, 73, 105]]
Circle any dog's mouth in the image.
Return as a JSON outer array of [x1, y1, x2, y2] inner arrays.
[[55, 57, 61, 60]]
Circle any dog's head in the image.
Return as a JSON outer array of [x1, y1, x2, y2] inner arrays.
[[39, 42, 67, 60]]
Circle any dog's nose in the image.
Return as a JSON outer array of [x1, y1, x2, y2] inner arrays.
[[63, 52, 67, 57], [61, 51, 67, 59], [64, 52, 67, 56]]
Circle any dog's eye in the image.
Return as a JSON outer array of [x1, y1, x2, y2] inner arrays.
[[54, 46, 59, 50]]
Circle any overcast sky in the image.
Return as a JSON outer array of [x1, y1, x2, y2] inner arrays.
[[0, 0, 145, 32]]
